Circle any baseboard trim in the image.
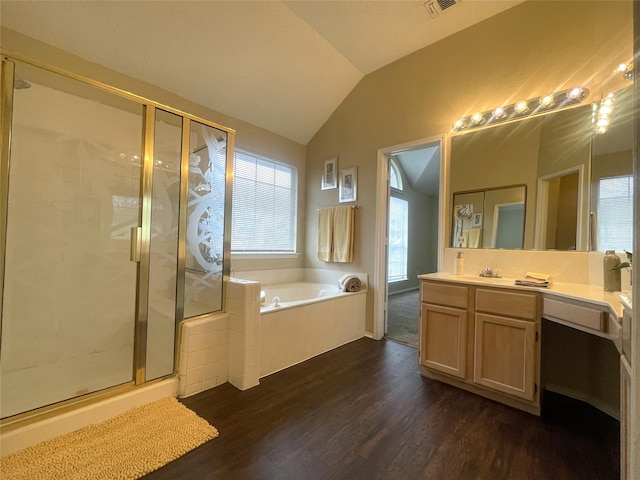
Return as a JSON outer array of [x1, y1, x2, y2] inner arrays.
[[544, 383, 620, 420]]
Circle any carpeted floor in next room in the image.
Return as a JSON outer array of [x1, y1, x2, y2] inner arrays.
[[386, 289, 419, 347]]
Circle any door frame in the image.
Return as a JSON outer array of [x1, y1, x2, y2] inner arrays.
[[372, 134, 447, 340]]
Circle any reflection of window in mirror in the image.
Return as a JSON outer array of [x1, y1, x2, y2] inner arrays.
[[597, 175, 633, 252]]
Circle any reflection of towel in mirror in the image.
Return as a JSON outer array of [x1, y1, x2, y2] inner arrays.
[[339, 274, 361, 292], [317, 207, 334, 261], [467, 228, 481, 248]]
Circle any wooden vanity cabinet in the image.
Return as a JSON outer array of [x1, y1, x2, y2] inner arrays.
[[419, 282, 469, 379], [620, 305, 632, 480], [420, 280, 540, 415], [474, 289, 538, 402]]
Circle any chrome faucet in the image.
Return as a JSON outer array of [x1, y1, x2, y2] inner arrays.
[[479, 268, 502, 278]]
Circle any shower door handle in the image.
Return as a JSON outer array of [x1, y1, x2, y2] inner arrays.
[[130, 226, 142, 262]]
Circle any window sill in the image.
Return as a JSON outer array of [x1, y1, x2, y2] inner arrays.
[[231, 252, 300, 260], [388, 277, 409, 284]]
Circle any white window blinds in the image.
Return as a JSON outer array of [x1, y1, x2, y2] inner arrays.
[[231, 150, 297, 252]]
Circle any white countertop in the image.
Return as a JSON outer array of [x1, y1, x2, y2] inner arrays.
[[418, 272, 630, 319]]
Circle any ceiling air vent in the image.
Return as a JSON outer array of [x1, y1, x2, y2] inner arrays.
[[424, 0, 460, 18]]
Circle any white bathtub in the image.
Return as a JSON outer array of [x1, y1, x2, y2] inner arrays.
[[260, 282, 342, 312], [258, 280, 366, 378]]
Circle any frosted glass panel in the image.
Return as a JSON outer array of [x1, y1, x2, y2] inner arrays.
[[0, 62, 142, 417], [146, 110, 182, 381], [183, 120, 227, 317]]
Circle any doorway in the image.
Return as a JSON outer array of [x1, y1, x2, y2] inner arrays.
[[375, 138, 443, 345]]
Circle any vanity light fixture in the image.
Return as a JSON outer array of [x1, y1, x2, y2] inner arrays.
[[593, 92, 616, 135], [618, 63, 634, 81], [452, 86, 590, 132]]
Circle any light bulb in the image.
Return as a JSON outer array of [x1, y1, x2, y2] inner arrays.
[[493, 107, 506, 118], [514, 101, 529, 114], [539, 95, 554, 107], [617, 63, 629, 72], [567, 87, 583, 100], [453, 119, 465, 130], [471, 112, 484, 124], [596, 118, 609, 127], [596, 126, 608, 134]]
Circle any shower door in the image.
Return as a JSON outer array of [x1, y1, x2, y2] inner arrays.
[[0, 61, 143, 418]]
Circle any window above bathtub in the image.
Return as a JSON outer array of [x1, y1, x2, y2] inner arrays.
[[231, 149, 298, 253]]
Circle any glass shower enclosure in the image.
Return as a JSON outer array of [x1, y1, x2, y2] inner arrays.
[[0, 56, 234, 421]]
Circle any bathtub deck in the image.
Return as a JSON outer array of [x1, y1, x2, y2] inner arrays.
[[145, 338, 619, 480]]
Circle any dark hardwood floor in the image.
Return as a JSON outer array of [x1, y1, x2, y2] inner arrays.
[[145, 338, 619, 480]]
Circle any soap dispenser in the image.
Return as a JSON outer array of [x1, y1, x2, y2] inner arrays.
[[454, 251, 464, 276]]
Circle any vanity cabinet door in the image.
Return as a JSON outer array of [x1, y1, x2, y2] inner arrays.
[[420, 303, 467, 379], [473, 313, 536, 401], [620, 355, 631, 480]]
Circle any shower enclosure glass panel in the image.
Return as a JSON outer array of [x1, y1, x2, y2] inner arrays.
[[1, 62, 142, 417], [183, 120, 227, 318], [145, 109, 183, 381]]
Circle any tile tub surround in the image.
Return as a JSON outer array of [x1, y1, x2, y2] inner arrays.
[[443, 248, 632, 291], [259, 289, 367, 378], [178, 313, 230, 398]]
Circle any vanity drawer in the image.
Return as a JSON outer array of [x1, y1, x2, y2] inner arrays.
[[608, 314, 622, 353], [543, 298, 605, 332], [622, 307, 632, 366], [421, 281, 468, 309], [476, 289, 537, 320]]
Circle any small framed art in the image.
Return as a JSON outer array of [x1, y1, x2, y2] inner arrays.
[[339, 167, 357, 203], [321, 156, 337, 190]]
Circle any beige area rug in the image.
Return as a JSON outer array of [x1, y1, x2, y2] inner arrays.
[[1, 396, 218, 480]]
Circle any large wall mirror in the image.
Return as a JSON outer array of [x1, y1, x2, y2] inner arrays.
[[450, 85, 633, 251]]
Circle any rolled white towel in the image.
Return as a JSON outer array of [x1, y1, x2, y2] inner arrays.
[[338, 274, 362, 292]]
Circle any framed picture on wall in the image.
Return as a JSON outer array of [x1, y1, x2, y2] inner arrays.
[[321, 156, 338, 190], [339, 167, 357, 203], [472, 212, 483, 228]]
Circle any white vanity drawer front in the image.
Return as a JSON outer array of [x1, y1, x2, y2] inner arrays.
[[476, 289, 537, 320], [607, 314, 622, 353], [621, 307, 632, 366], [421, 281, 468, 309], [543, 298, 605, 332]]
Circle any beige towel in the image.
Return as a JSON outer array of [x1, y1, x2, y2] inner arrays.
[[467, 228, 481, 248], [317, 207, 334, 261], [332, 206, 354, 263]]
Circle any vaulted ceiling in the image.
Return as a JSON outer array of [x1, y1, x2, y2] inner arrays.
[[0, 0, 522, 145]]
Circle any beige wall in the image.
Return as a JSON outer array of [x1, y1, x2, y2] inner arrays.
[[306, 1, 632, 332], [1, 27, 307, 272]]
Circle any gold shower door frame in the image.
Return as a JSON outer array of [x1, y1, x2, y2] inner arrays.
[[0, 52, 235, 428]]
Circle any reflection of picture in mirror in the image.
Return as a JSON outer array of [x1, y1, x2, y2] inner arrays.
[[452, 186, 526, 249], [453, 203, 473, 247]]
